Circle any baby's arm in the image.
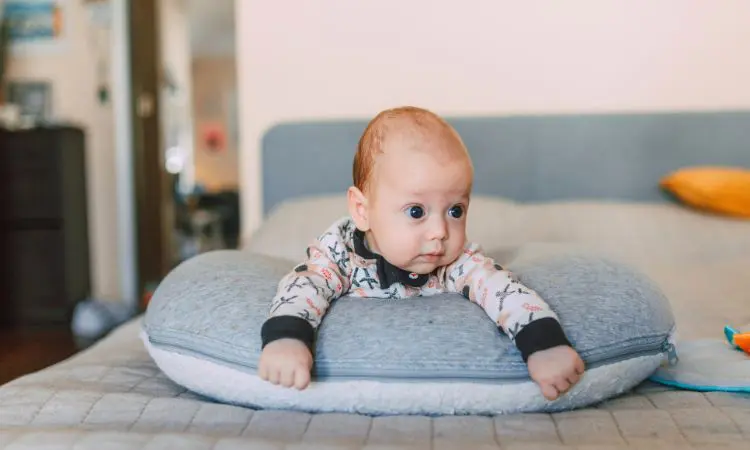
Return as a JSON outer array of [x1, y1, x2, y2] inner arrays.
[[439, 244, 584, 399], [439, 243, 569, 356], [259, 225, 352, 389]]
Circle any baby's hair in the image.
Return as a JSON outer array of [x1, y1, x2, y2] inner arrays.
[[353, 106, 467, 193]]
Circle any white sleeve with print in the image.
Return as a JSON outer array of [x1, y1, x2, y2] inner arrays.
[[437, 243, 572, 361]]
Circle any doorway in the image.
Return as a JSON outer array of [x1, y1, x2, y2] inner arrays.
[[171, 0, 240, 260], [128, 0, 239, 306]]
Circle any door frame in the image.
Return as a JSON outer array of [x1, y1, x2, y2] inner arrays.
[[127, 0, 173, 308]]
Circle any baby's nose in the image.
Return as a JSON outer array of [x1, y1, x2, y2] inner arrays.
[[428, 217, 448, 240]]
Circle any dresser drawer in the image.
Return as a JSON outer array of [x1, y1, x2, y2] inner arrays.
[[0, 133, 63, 221], [0, 230, 70, 323], [0, 126, 89, 325]]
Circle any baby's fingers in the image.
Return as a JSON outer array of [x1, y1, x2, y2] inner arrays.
[[575, 356, 585, 374], [279, 366, 296, 387], [267, 367, 281, 385], [540, 382, 559, 401], [553, 377, 571, 395], [293, 367, 310, 390], [258, 362, 269, 381], [566, 370, 581, 387]]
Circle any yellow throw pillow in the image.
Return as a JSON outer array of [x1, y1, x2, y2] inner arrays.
[[660, 167, 750, 218]]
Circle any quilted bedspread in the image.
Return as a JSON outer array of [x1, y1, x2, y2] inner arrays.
[[0, 318, 749, 449]]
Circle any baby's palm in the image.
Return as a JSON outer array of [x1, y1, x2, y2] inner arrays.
[[258, 339, 313, 390]]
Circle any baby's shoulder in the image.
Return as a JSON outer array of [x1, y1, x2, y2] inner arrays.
[[315, 216, 357, 247], [303, 217, 358, 274], [438, 241, 490, 272], [454, 240, 485, 261]]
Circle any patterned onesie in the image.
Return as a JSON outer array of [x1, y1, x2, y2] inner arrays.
[[261, 217, 572, 362]]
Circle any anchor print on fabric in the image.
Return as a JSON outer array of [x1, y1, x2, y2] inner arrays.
[[384, 286, 399, 299], [327, 241, 345, 265], [303, 276, 321, 296], [508, 312, 536, 339], [496, 283, 517, 311], [270, 295, 298, 314], [285, 277, 307, 293], [297, 309, 314, 322], [352, 267, 378, 290]]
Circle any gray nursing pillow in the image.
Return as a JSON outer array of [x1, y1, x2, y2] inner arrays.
[[142, 248, 676, 415]]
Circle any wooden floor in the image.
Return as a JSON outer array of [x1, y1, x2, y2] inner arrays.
[[0, 325, 80, 386]]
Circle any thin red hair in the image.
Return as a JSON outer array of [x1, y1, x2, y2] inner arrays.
[[353, 106, 466, 193]]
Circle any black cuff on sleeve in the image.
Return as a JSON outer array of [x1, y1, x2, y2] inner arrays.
[[512, 317, 572, 362], [261, 316, 315, 351]]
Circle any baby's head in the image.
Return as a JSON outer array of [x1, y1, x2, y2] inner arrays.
[[348, 106, 474, 274]]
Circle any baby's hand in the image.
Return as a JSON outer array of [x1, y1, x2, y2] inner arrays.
[[258, 338, 313, 390], [527, 345, 585, 401]]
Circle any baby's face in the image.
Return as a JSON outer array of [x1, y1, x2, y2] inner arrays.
[[363, 143, 472, 274]]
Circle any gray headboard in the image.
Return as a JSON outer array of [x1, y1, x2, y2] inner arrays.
[[261, 110, 750, 215]]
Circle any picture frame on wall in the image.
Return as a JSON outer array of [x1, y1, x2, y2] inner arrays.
[[3, 0, 63, 42], [2, 0, 68, 54], [6, 80, 52, 122]]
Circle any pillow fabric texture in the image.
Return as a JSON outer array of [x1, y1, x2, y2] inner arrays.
[[660, 166, 750, 218], [142, 249, 676, 415]]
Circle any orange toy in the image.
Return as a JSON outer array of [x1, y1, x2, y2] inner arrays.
[[724, 326, 750, 354], [734, 333, 750, 354]]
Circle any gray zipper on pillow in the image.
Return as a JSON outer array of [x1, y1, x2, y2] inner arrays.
[[145, 328, 674, 384]]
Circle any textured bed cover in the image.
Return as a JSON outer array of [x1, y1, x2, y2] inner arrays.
[[0, 319, 749, 449]]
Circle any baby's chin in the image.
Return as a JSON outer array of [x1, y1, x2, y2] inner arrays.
[[400, 257, 449, 275]]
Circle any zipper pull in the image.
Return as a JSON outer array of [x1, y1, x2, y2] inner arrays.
[[662, 333, 679, 366]]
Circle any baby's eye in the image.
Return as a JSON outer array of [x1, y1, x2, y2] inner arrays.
[[406, 206, 425, 219], [448, 205, 464, 219]]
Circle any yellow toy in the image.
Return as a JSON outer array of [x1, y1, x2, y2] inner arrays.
[[724, 326, 750, 354]]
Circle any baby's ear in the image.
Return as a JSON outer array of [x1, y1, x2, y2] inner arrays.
[[347, 186, 370, 231]]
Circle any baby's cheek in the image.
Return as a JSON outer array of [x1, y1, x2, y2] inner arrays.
[[390, 235, 421, 263], [446, 239, 465, 261], [391, 238, 418, 260]]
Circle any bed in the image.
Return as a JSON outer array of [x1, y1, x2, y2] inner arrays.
[[1, 110, 750, 449]]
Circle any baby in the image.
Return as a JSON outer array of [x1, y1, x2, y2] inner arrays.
[[258, 106, 585, 401]]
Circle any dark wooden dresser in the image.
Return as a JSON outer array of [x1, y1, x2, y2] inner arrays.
[[0, 126, 91, 325]]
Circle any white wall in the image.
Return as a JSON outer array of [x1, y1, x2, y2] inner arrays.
[[236, 0, 750, 241], [7, 0, 122, 301]]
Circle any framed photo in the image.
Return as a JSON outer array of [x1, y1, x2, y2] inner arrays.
[[6, 81, 52, 121], [2, 0, 63, 42], [2, 0, 68, 54]]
